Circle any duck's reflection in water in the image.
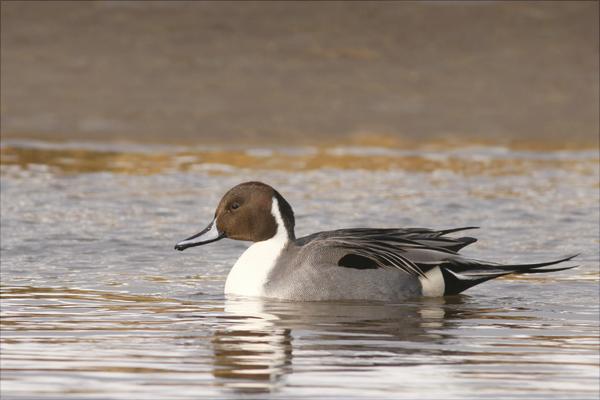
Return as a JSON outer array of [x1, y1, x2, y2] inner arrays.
[[211, 296, 466, 394], [212, 299, 293, 393]]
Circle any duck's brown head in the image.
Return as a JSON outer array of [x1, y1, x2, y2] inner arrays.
[[174, 182, 295, 251]]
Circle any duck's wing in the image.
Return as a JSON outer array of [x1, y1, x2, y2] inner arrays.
[[298, 227, 479, 278], [298, 228, 578, 294], [297, 226, 478, 254]]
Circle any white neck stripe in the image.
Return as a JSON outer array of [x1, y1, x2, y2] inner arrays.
[[269, 197, 288, 242], [224, 196, 289, 297]]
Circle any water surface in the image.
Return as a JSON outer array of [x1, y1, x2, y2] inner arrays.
[[1, 141, 598, 399]]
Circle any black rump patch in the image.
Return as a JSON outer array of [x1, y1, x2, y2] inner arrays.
[[337, 254, 378, 270], [440, 265, 498, 295]]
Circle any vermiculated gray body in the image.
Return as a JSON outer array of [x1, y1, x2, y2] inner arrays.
[[264, 241, 422, 301]]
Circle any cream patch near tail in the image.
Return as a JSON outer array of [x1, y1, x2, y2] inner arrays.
[[419, 266, 446, 297]]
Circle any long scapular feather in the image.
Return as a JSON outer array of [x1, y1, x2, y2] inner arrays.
[[436, 226, 480, 235]]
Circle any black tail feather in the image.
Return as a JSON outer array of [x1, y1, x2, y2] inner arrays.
[[441, 268, 505, 295], [482, 254, 579, 271], [516, 266, 578, 274], [440, 254, 579, 295]]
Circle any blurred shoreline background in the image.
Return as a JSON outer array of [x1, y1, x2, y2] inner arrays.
[[1, 1, 598, 150]]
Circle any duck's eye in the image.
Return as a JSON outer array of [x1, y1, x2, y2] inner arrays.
[[231, 202, 240, 210]]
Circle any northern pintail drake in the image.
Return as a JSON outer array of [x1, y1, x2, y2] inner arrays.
[[175, 181, 577, 301]]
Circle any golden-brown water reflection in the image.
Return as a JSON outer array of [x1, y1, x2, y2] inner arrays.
[[1, 143, 597, 176]]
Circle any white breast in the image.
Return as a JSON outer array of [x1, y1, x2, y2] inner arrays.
[[224, 197, 288, 297]]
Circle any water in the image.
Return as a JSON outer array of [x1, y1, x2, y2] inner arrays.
[[1, 140, 599, 399]]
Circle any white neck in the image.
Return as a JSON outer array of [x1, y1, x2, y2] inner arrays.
[[224, 197, 289, 297]]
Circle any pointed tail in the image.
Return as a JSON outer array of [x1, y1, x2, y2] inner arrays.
[[440, 254, 579, 295]]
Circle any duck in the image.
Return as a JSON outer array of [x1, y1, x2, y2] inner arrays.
[[174, 181, 577, 301]]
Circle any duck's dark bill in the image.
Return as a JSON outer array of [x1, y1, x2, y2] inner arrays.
[[174, 221, 226, 251]]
